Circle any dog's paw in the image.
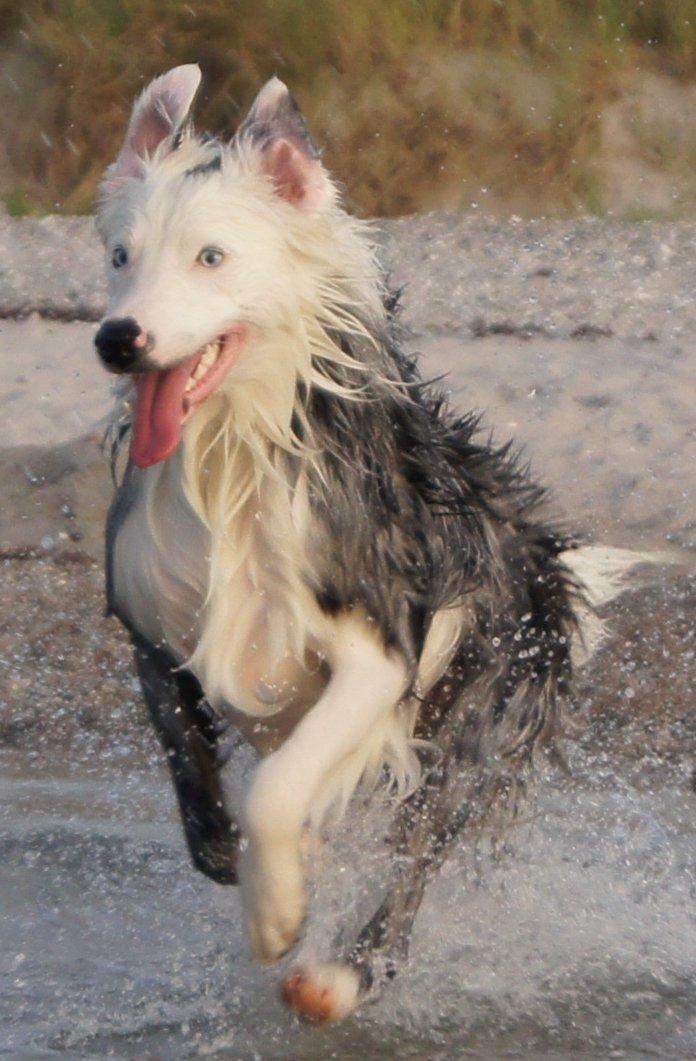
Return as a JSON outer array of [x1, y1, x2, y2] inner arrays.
[[239, 840, 306, 962], [281, 963, 361, 1023]]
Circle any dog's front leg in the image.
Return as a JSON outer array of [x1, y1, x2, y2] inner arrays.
[[281, 686, 495, 1022], [133, 634, 241, 885], [239, 617, 408, 963]]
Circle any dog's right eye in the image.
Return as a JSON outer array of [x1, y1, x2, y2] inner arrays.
[[197, 246, 225, 268], [111, 246, 129, 269]]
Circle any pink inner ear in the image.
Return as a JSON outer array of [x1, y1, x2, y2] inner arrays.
[[106, 65, 201, 186], [111, 111, 171, 182], [263, 139, 328, 211], [130, 106, 174, 163]]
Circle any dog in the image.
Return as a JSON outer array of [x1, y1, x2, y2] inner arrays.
[[94, 64, 643, 1023]]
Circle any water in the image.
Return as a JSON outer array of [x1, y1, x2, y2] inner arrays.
[[1, 746, 694, 1058]]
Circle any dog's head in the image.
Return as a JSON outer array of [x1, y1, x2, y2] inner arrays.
[[95, 65, 367, 469]]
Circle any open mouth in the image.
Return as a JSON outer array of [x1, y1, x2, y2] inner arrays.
[[131, 326, 247, 469]]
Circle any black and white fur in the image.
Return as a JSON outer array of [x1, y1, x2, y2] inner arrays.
[[95, 65, 643, 1021]]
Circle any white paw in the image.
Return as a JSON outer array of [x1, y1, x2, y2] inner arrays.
[[239, 839, 306, 963], [281, 963, 361, 1023]]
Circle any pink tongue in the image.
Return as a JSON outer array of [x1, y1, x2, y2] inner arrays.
[[131, 355, 198, 469]]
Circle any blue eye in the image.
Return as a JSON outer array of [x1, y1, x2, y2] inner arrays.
[[111, 245, 129, 269], [198, 246, 225, 268]]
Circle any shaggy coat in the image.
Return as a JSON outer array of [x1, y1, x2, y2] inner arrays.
[[95, 66, 633, 1022]]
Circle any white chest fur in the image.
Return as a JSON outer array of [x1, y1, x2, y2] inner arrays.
[[112, 454, 209, 658], [111, 450, 326, 720]]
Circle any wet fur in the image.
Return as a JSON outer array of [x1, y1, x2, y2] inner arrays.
[[106, 280, 581, 818], [97, 70, 639, 1014]]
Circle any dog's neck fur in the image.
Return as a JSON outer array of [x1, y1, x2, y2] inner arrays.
[[181, 369, 319, 708]]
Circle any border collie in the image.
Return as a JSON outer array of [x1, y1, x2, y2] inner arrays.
[[94, 65, 641, 1022]]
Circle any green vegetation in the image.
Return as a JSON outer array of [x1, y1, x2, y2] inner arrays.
[[0, 0, 694, 216], [3, 188, 34, 217]]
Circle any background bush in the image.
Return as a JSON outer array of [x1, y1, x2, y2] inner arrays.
[[1, 0, 695, 217]]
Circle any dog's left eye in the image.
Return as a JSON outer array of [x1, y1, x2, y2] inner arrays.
[[197, 247, 225, 268], [111, 245, 129, 269]]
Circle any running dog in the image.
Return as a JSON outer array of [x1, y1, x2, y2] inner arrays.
[[94, 65, 641, 1022]]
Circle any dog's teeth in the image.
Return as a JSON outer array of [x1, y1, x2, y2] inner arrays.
[[187, 339, 222, 392], [200, 342, 218, 368]]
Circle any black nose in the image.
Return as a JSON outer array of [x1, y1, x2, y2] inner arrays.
[[94, 317, 142, 372]]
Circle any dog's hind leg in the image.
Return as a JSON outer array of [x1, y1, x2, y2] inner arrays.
[[133, 634, 241, 885]]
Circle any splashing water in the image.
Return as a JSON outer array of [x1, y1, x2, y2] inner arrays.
[[0, 738, 693, 1058]]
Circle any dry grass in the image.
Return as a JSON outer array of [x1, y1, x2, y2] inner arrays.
[[0, 0, 695, 217]]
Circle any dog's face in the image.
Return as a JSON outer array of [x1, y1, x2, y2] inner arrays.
[[95, 66, 335, 468]]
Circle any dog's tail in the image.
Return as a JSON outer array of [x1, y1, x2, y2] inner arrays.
[[560, 544, 672, 667]]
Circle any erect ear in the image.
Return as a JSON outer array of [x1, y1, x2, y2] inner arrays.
[[237, 77, 332, 212], [106, 64, 201, 185]]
